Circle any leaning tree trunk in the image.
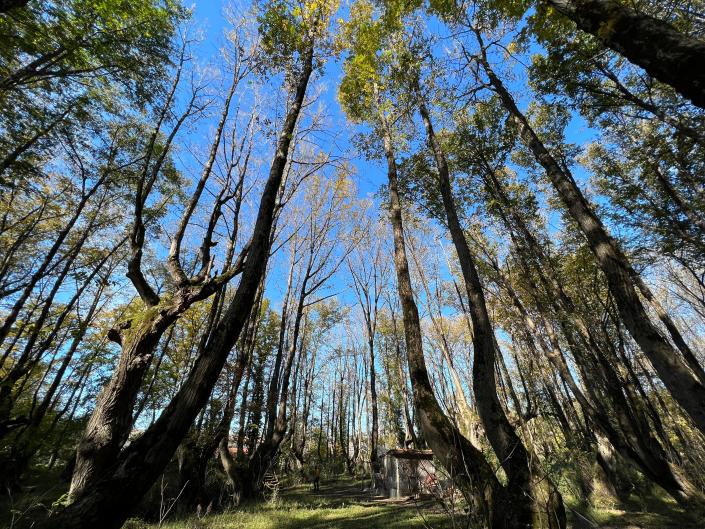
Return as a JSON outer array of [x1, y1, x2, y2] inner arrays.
[[379, 108, 503, 528], [416, 92, 565, 529], [478, 50, 705, 438], [483, 164, 705, 508], [545, 0, 705, 109], [37, 44, 314, 529], [68, 304, 182, 501]]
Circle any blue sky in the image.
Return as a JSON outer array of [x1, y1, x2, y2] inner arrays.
[[189, 0, 383, 196], [176, 1, 388, 327], [174, 1, 604, 337]]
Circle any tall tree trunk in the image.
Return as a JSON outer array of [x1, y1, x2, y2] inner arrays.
[[38, 43, 314, 529], [378, 106, 502, 528], [416, 91, 565, 529], [545, 0, 705, 109]]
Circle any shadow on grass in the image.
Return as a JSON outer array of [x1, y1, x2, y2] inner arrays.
[[585, 507, 701, 529], [280, 478, 385, 509], [566, 492, 702, 529], [259, 506, 449, 529], [189, 502, 457, 529]]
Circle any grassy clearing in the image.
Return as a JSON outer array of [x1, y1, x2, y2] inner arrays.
[[145, 502, 455, 529], [130, 478, 458, 529], [130, 477, 703, 529]]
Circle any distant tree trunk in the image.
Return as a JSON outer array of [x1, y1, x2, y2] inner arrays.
[[294, 347, 315, 464], [228, 293, 307, 498], [545, 0, 705, 109], [264, 257, 295, 438], [1, 278, 106, 485], [247, 349, 267, 456], [368, 333, 380, 473], [236, 357, 254, 458]]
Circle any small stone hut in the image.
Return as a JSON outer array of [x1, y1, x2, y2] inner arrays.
[[382, 448, 436, 498]]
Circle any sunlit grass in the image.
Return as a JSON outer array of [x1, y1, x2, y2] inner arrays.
[[135, 477, 458, 529], [149, 503, 455, 529]]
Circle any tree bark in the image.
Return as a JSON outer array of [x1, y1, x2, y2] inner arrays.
[[378, 106, 502, 528], [546, 0, 705, 109], [69, 297, 186, 501], [416, 91, 565, 529]]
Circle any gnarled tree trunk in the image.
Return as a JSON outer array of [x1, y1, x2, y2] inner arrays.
[[36, 43, 314, 529]]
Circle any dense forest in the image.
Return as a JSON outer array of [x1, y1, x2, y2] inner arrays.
[[1, 0, 705, 528]]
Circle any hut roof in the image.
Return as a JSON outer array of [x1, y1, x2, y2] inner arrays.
[[385, 448, 434, 460]]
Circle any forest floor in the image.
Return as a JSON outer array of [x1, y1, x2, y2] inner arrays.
[[141, 477, 457, 529], [3, 469, 701, 529], [139, 477, 702, 529]]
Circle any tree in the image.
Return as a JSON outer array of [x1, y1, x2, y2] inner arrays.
[[412, 69, 565, 527], [347, 222, 389, 475], [339, 6, 508, 524], [541, 0, 705, 109], [463, 25, 705, 439], [35, 1, 328, 525], [222, 168, 360, 498], [0, 0, 185, 188], [67, 35, 255, 501]]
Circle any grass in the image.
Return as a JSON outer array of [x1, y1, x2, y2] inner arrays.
[[563, 489, 702, 528], [139, 478, 459, 529], [142, 477, 704, 529], [4, 470, 702, 529], [150, 502, 456, 529], [0, 465, 68, 528]]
